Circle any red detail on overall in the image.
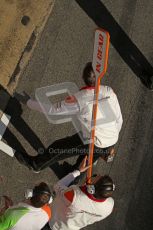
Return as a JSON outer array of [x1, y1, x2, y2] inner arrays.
[[80, 86, 95, 90]]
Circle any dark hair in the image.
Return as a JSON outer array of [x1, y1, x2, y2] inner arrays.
[[82, 62, 96, 86], [94, 175, 114, 199], [30, 182, 51, 208]]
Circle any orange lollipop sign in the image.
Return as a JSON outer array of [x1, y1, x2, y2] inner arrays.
[[87, 29, 110, 183], [92, 29, 110, 79]]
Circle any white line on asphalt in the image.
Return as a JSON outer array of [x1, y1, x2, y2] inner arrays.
[[0, 113, 11, 140], [0, 141, 15, 157], [0, 113, 15, 157]]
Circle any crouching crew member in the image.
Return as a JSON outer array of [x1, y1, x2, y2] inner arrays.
[[0, 183, 52, 230], [50, 157, 115, 230]]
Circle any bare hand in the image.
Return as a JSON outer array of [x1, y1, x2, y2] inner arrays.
[[0, 206, 7, 216], [3, 196, 13, 208], [79, 156, 91, 173], [0, 196, 13, 216]]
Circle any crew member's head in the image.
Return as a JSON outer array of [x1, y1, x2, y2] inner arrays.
[[82, 62, 96, 86], [30, 182, 52, 208], [90, 175, 115, 199]]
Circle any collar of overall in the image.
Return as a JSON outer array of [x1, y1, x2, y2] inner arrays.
[[80, 86, 95, 90]]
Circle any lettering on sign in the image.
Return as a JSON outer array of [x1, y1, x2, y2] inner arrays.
[[92, 29, 110, 78], [96, 34, 104, 74]]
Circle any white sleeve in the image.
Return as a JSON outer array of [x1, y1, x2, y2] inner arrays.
[[112, 94, 123, 132], [116, 104, 123, 132], [100, 86, 114, 98], [53, 170, 80, 194], [101, 86, 123, 132], [27, 99, 79, 115]]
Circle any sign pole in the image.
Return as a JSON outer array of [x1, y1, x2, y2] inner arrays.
[[86, 29, 110, 184]]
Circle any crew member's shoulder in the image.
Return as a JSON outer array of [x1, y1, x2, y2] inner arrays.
[[100, 85, 115, 96], [106, 197, 114, 206], [100, 85, 113, 91]]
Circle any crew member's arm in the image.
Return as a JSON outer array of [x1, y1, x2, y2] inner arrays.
[[0, 207, 7, 217], [53, 170, 81, 194], [0, 196, 13, 216], [54, 156, 90, 198], [27, 96, 79, 115], [114, 99, 123, 132], [110, 91, 123, 132], [102, 86, 123, 132]]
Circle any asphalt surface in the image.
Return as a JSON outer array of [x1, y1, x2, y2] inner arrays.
[[1, 0, 153, 229]]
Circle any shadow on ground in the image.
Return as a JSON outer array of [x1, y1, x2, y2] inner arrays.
[[76, 0, 153, 89], [125, 130, 153, 230], [0, 85, 67, 179]]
